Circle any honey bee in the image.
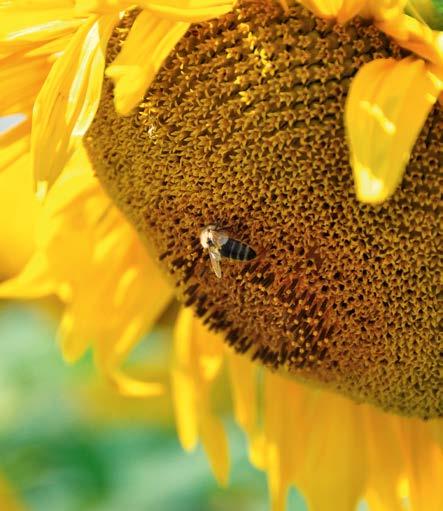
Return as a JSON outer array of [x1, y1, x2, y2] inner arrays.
[[200, 225, 256, 278]]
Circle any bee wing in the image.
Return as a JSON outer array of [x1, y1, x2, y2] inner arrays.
[[212, 229, 229, 249], [208, 249, 222, 278]]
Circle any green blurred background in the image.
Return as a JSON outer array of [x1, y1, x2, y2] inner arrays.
[[0, 303, 308, 511]]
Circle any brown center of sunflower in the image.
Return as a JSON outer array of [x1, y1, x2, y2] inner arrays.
[[85, 0, 442, 419]]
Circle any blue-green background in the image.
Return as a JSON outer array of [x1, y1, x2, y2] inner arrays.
[[0, 304, 308, 511]]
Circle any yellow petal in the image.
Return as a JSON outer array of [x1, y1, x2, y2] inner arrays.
[[288, 390, 365, 511], [171, 306, 228, 477], [171, 307, 199, 449], [2, 142, 172, 398], [99, 256, 173, 374], [248, 373, 369, 511], [0, 3, 82, 53], [361, 0, 408, 20], [58, 226, 172, 393], [193, 317, 225, 381], [57, 307, 91, 362], [34, 145, 98, 219], [378, 13, 443, 65], [171, 369, 199, 450], [428, 419, 443, 448], [261, 371, 301, 511], [140, 0, 236, 22], [172, 302, 194, 364], [76, 0, 235, 21], [0, 53, 51, 115], [74, 0, 133, 14], [0, 119, 31, 172], [0, 252, 55, 297], [0, 136, 40, 278], [106, 10, 189, 115], [345, 56, 443, 204], [106, 368, 165, 397], [248, 432, 267, 471], [56, 197, 173, 389], [362, 406, 406, 511], [200, 412, 230, 486], [25, 33, 75, 58], [296, 0, 363, 22], [406, 0, 443, 29], [227, 351, 258, 434], [401, 419, 443, 511], [299, 0, 407, 22], [32, 13, 118, 190]]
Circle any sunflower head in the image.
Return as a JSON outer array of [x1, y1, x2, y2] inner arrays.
[[0, 1, 442, 509], [84, 0, 442, 419]]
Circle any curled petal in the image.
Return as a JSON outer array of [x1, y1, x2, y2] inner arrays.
[[106, 10, 189, 115], [296, 0, 363, 22], [296, 1, 408, 23], [405, 0, 443, 30], [32, 13, 118, 191], [378, 13, 443, 66], [360, 0, 408, 20], [345, 56, 443, 204]]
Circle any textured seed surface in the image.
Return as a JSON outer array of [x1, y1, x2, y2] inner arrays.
[[85, 0, 442, 419]]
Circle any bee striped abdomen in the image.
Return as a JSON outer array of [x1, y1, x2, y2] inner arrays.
[[221, 239, 256, 261]]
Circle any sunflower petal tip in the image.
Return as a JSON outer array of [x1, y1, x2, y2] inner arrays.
[[114, 98, 137, 117], [60, 349, 79, 365], [110, 370, 165, 398], [354, 163, 391, 204], [104, 63, 120, 79]]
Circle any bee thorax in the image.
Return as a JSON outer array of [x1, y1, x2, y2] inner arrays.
[[199, 225, 217, 249]]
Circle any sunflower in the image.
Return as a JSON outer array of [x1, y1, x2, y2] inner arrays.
[[0, 0, 442, 510]]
